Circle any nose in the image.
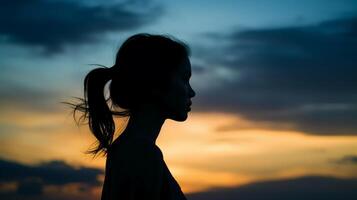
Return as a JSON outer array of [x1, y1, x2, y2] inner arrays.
[[189, 86, 196, 98]]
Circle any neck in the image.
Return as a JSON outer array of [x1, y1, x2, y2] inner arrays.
[[120, 106, 166, 145]]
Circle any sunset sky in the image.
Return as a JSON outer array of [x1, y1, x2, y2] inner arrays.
[[1, 0, 357, 199]]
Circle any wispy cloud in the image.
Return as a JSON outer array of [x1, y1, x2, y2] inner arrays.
[[335, 155, 357, 165], [0, 79, 60, 113]]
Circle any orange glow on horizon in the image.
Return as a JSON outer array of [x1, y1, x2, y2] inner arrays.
[[1, 111, 357, 194]]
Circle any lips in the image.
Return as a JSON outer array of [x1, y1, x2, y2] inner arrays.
[[185, 100, 192, 111], [187, 102, 192, 111]]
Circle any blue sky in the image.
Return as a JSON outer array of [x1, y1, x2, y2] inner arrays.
[[1, 0, 356, 92]]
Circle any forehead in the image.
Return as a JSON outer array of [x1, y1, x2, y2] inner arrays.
[[177, 57, 191, 75]]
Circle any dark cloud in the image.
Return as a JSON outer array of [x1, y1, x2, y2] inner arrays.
[[194, 17, 357, 135], [0, 158, 103, 195], [187, 176, 357, 200], [17, 178, 43, 196], [0, 0, 162, 53]]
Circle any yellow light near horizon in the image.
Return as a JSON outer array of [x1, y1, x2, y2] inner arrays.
[[170, 166, 251, 193], [1, 110, 357, 194]]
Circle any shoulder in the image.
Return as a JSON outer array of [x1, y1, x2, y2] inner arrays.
[[103, 141, 165, 200]]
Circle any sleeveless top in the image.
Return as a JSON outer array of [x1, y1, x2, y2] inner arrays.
[[101, 135, 187, 200]]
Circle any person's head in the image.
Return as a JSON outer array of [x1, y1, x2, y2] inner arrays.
[[70, 33, 195, 156]]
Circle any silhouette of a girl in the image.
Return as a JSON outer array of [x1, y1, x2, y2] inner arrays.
[[70, 33, 195, 200]]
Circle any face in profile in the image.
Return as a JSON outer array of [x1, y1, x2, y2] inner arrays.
[[160, 56, 196, 121]]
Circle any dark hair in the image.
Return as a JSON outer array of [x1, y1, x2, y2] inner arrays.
[[66, 33, 190, 157]]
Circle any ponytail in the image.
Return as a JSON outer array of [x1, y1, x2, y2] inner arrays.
[[64, 66, 116, 157], [83, 67, 114, 156]]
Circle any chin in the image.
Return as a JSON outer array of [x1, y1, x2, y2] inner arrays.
[[168, 111, 188, 122]]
